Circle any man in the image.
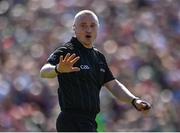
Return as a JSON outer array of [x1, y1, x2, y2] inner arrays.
[[40, 10, 151, 132]]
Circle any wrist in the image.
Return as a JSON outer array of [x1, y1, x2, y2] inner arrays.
[[131, 97, 141, 111], [55, 65, 61, 74]]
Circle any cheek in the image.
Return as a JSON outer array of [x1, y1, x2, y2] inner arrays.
[[93, 31, 97, 37], [75, 29, 84, 35], [75, 30, 84, 39]]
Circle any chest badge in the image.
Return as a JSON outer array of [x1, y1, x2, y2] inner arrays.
[[80, 65, 90, 70]]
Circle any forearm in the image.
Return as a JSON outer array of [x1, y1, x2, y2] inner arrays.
[[105, 79, 138, 104], [40, 63, 57, 78]]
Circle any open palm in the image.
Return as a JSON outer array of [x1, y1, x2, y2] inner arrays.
[[56, 53, 80, 73]]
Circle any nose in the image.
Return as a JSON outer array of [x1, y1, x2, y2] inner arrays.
[[86, 26, 91, 33]]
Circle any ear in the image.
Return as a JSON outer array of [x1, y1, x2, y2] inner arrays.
[[72, 25, 75, 31]]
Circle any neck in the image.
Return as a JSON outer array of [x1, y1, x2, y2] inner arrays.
[[82, 43, 93, 48], [75, 37, 93, 49]]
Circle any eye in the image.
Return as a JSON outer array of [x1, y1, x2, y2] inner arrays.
[[80, 24, 86, 28], [90, 24, 96, 28]]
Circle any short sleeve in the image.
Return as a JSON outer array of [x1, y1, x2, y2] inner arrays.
[[101, 55, 115, 84]]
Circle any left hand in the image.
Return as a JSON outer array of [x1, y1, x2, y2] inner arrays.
[[132, 99, 151, 111]]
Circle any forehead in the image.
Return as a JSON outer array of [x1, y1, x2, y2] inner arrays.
[[74, 14, 98, 25]]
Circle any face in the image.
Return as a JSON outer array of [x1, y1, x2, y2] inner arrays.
[[73, 14, 99, 48]]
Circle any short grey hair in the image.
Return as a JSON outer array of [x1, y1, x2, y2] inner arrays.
[[73, 10, 99, 27]]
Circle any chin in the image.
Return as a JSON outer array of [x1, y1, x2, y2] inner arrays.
[[83, 42, 93, 47], [84, 43, 92, 46]]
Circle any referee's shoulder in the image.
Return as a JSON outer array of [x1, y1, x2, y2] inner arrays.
[[93, 47, 105, 58], [53, 42, 75, 53]]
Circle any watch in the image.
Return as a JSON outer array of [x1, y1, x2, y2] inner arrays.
[[131, 98, 141, 111]]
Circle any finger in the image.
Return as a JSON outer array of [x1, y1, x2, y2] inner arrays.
[[63, 53, 70, 61], [72, 67, 80, 72], [141, 102, 151, 110], [59, 55, 63, 63], [67, 53, 76, 62], [70, 56, 80, 64]]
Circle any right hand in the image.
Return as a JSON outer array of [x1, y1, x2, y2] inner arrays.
[[56, 53, 80, 73]]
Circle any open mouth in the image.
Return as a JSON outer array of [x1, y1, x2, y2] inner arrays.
[[85, 35, 91, 38]]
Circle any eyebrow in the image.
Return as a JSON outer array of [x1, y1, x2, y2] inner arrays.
[[80, 22, 97, 25]]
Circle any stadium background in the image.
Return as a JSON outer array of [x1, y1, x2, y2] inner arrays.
[[0, 0, 180, 131]]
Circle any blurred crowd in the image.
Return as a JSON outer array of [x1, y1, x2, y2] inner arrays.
[[0, 0, 180, 131]]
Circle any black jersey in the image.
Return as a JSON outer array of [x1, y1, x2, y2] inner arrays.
[[47, 37, 115, 115]]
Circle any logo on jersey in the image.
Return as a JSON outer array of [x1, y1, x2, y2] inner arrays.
[[100, 68, 105, 72], [80, 65, 90, 70]]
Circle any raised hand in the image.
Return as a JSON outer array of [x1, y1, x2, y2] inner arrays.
[[56, 53, 80, 73]]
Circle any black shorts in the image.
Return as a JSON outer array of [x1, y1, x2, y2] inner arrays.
[[56, 111, 97, 132]]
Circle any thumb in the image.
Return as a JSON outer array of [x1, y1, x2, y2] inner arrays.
[[72, 67, 80, 72]]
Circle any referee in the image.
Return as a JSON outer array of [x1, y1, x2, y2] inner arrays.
[[40, 10, 151, 132]]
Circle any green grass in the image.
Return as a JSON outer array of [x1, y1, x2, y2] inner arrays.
[[96, 113, 106, 132]]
